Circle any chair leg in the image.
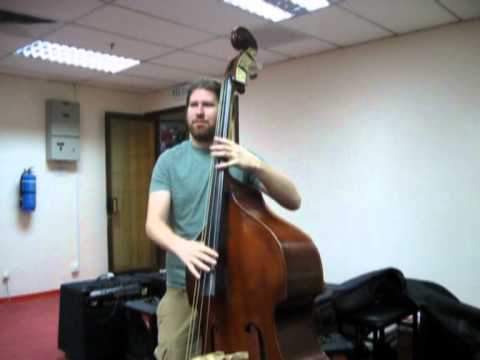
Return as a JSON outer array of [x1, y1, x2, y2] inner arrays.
[[354, 325, 362, 359], [412, 311, 418, 360]]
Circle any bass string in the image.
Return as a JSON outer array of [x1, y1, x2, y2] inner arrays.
[[186, 78, 231, 359], [194, 77, 235, 357], [185, 152, 216, 359]]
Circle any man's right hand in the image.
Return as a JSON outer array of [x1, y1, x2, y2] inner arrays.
[[174, 239, 219, 279]]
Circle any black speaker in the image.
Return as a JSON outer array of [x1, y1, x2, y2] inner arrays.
[[58, 273, 165, 360]]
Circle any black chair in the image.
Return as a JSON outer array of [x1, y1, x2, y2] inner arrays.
[[313, 268, 419, 360], [338, 301, 418, 360], [314, 285, 355, 360]]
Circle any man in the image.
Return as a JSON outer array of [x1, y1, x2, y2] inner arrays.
[[145, 79, 301, 360]]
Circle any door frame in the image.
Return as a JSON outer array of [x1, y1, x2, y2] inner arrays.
[[144, 106, 187, 269], [105, 111, 155, 273], [105, 107, 187, 274]]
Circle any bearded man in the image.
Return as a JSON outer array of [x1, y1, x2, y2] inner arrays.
[[146, 79, 301, 360]]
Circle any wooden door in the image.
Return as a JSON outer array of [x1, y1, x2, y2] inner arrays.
[[106, 113, 157, 272]]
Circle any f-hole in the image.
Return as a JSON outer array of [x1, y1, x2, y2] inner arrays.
[[246, 323, 266, 360]]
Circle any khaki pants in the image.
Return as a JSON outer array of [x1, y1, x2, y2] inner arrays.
[[154, 288, 198, 360], [154, 289, 248, 360]]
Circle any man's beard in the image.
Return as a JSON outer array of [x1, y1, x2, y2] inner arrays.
[[189, 122, 216, 143]]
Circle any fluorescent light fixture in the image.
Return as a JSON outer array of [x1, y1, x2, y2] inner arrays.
[[223, 0, 331, 22], [224, 0, 293, 22], [290, 0, 330, 11], [15, 40, 140, 74]]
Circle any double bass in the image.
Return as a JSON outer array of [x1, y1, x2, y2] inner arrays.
[[186, 27, 328, 360]]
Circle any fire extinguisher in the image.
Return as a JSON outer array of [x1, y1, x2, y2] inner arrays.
[[20, 168, 36, 212]]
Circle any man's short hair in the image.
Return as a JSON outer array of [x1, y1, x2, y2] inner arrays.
[[186, 79, 221, 107]]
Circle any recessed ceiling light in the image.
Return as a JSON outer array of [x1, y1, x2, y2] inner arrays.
[[223, 0, 331, 22], [15, 40, 140, 74], [290, 0, 330, 12], [224, 0, 292, 22]]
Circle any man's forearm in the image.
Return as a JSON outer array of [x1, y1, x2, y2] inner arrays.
[[253, 160, 301, 210], [145, 219, 182, 253], [145, 217, 218, 278]]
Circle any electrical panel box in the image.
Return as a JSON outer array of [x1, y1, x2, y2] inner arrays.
[[46, 99, 80, 161]]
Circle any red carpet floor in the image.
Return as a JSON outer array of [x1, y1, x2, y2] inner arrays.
[[0, 292, 66, 360]]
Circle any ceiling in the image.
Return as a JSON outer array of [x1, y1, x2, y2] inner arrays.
[[0, 0, 479, 93]]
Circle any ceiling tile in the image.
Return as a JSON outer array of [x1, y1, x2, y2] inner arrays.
[[341, 0, 457, 34], [282, 5, 392, 46], [84, 73, 169, 92], [0, 0, 104, 22], [257, 49, 289, 66], [251, 24, 313, 49], [1, 0, 478, 92], [270, 38, 336, 57], [188, 37, 237, 61], [45, 25, 172, 60], [0, 32, 32, 54], [0, 54, 95, 80], [122, 62, 204, 82], [115, 0, 268, 35], [150, 51, 226, 76], [76, 5, 214, 48], [0, 22, 64, 39], [0, 64, 50, 79], [438, 0, 480, 20], [187, 37, 289, 69]]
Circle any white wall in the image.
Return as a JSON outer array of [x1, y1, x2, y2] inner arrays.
[[239, 20, 480, 306], [1, 19, 479, 307], [143, 88, 185, 113], [0, 75, 143, 297]]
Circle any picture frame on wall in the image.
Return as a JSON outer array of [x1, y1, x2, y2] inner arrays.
[[158, 120, 188, 154]]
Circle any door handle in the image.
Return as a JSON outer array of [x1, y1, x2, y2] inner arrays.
[[112, 197, 118, 214], [108, 197, 118, 215]]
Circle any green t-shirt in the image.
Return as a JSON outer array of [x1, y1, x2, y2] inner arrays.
[[149, 140, 260, 288]]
